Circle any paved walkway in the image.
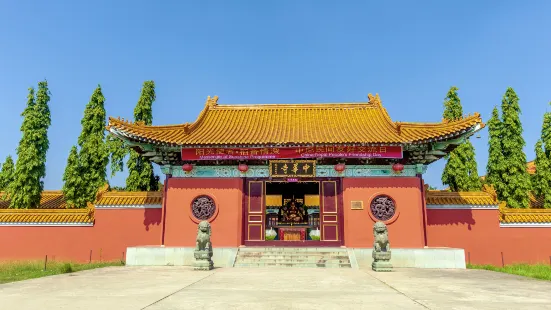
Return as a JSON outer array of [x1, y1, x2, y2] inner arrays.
[[1, 266, 551, 309]]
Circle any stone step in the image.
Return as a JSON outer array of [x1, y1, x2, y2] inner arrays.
[[234, 262, 352, 268], [238, 247, 346, 252], [237, 253, 349, 258], [236, 257, 349, 261], [236, 258, 350, 264], [234, 247, 352, 268]]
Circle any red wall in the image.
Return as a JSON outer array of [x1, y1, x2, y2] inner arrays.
[[163, 178, 243, 247], [343, 177, 425, 248], [3, 178, 551, 267], [427, 209, 551, 265], [0, 208, 162, 262]]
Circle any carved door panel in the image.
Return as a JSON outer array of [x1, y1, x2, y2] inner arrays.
[[320, 180, 340, 242], [245, 180, 264, 241]]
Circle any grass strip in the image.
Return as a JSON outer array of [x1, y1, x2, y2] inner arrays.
[[468, 263, 551, 281], [0, 260, 124, 284]]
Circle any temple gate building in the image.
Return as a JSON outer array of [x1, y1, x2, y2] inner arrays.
[[106, 94, 484, 251]]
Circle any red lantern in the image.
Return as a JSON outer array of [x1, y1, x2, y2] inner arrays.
[[334, 163, 346, 173], [182, 163, 193, 172], [238, 163, 249, 173], [392, 163, 404, 173]]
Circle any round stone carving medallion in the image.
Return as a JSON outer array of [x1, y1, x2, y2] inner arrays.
[[191, 195, 216, 220], [370, 195, 396, 221]]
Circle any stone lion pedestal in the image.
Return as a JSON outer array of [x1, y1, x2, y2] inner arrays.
[[193, 221, 214, 271], [372, 221, 392, 272]]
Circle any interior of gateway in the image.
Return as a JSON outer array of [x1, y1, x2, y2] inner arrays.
[[265, 181, 320, 241]]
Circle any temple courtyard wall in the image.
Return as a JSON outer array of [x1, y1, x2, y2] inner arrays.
[[0, 178, 550, 266], [0, 208, 162, 262], [342, 177, 425, 248], [427, 208, 551, 266]]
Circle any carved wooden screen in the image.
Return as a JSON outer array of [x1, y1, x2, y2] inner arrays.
[[245, 180, 264, 241], [320, 180, 339, 241]]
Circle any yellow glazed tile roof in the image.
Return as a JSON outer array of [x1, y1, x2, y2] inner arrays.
[[107, 94, 484, 146], [529, 192, 544, 208], [425, 184, 499, 205], [0, 207, 94, 224], [0, 186, 160, 224], [95, 191, 163, 206], [425, 184, 551, 223], [425, 190, 498, 205], [0, 191, 67, 209], [527, 161, 535, 175], [500, 205, 551, 223]]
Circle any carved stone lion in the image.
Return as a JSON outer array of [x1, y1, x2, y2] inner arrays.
[[194, 220, 213, 270], [195, 220, 212, 252], [373, 221, 390, 252], [372, 221, 392, 272]]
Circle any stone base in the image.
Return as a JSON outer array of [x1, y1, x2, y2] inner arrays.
[[372, 260, 392, 272], [372, 251, 391, 260], [353, 248, 466, 269], [125, 247, 238, 267], [193, 259, 214, 270], [372, 250, 392, 272]]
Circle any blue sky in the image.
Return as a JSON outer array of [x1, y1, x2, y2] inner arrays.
[[1, 0, 550, 190]]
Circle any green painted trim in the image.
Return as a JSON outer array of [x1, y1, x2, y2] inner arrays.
[[164, 164, 427, 178]]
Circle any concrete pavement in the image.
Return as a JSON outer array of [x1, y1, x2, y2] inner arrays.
[[1, 266, 550, 309]]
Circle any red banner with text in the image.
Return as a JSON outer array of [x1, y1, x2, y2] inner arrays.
[[181, 145, 403, 161]]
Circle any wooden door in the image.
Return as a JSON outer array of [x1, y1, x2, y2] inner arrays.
[[245, 180, 264, 241], [320, 180, 340, 242]]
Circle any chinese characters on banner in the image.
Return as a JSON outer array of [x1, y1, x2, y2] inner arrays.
[[181, 145, 403, 160], [269, 160, 316, 178]]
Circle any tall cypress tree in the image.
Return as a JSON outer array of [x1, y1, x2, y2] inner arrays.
[[125, 81, 159, 191], [533, 140, 551, 208], [441, 87, 481, 191], [8, 81, 52, 208], [77, 85, 108, 204], [541, 102, 551, 156], [533, 105, 551, 208], [62, 146, 86, 208], [0, 155, 15, 192], [486, 106, 505, 199], [499, 88, 530, 208]]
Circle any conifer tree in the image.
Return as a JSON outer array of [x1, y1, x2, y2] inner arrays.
[[486, 106, 505, 198], [76, 85, 108, 205], [107, 135, 126, 177], [8, 81, 51, 208], [441, 87, 481, 191], [541, 102, 551, 156], [499, 88, 530, 208], [533, 140, 551, 208], [62, 146, 86, 208], [0, 155, 15, 192], [533, 105, 551, 208], [125, 81, 159, 191]]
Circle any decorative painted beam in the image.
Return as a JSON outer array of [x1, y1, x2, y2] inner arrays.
[[162, 164, 427, 178]]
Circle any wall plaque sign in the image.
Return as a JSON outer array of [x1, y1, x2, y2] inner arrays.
[[269, 160, 316, 178], [351, 201, 364, 210]]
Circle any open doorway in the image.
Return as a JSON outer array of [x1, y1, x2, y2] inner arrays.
[[265, 181, 320, 241]]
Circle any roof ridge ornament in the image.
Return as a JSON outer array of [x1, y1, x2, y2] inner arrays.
[[367, 93, 382, 107], [206, 95, 219, 108], [482, 184, 498, 202]]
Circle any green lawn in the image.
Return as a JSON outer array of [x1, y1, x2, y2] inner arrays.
[[0, 260, 124, 284], [468, 263, 551, 281]]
